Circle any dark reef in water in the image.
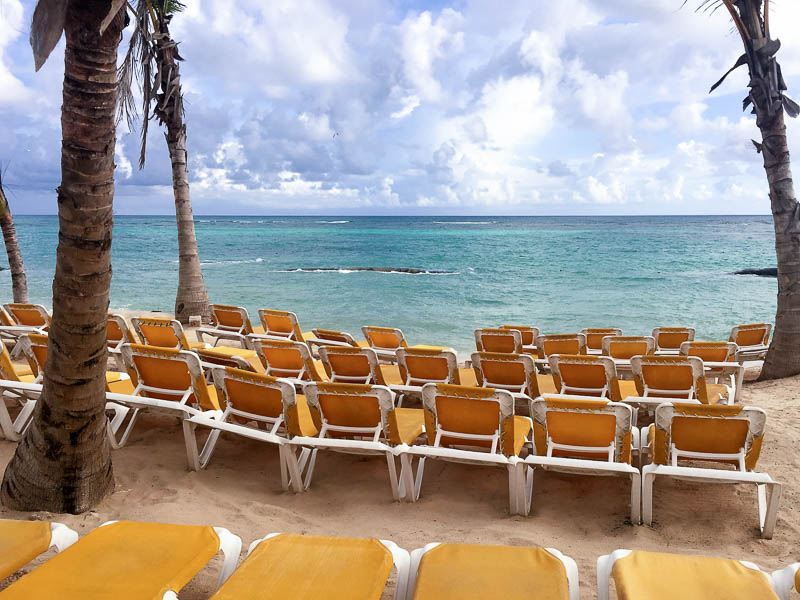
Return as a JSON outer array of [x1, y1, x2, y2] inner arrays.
[[735, 268, 778, 277]]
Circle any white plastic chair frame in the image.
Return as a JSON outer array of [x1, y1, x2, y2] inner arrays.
[[3, 303, 51, 328], [197, 304, 255, 347], [394, 347, 459, 390], [499, 324, 541, 354], [581, 328, 623, 353], [630, 355, 705, 400], [361, 326, 407, 363], [470, 351, 537, 399], [318, 346, 382, 384], [249, 336, 318, 385], [641, 402, 781, 539], [474, 328, 523, 354], [131, 317, 201, 351], [679, 341, 742, 403], [258, 309, 304, 341], [651, 326, 696, 352], [730, 322, 772, 362], [601, 335, 656, 360], [549, 354, 618, 398]]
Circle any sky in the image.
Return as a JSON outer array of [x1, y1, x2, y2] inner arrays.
[[1, 0, 799, 216]]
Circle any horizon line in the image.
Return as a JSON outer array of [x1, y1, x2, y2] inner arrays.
[[14, 213, 773, 218]]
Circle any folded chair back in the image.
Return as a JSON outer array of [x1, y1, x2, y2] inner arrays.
[[107, 314, 137, 350], [3, 303, 50, 328], [422, 383, 518, 456], [302, 382, 395, 441], [652, 326, 695, 350], [531, 395, 633, 463], [18, 333, 49, 378], [470, 351, 540, 397], [631, 355, 709, 402], [258, 309, 304, 341], [397, 347, 459, 385], [550, 354, 618, 399], [212, 367, 294, 425], [0, 342, 27, 382], [602, 335, 655, 359], [196, 348, 261, 372], [499, 324, 540, 348], [729, 322, 772, 348], [362, 326, 407, 351], [537, 333, 587, 359], [311, 328, 359, 347], [474, 328, 522, 354], [650, 403, 765, 470], [211, 304, 255, 335], [581, 328, 622, 351], [250, 337, 324, 381], [680, 341, 738, 362], [132, 317, 193, 350], [121, 344, 220, 411], [319, 346, 383, 384], [0, 306, 15, 326]]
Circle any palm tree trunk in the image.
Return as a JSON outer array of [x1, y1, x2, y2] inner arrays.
[[0, 199, 28, 303], [1, 0, 122, 512], [167, 122, 211, 324], [760, 110, 800, 379]]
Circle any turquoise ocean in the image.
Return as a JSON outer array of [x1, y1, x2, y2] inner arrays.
[[7, 215, 777, 356]]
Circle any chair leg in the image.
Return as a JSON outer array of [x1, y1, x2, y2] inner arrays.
[[630, 471, 642, 524], [385, 452, 401, 501], [281, 445, 305, 493], [596, 555, 613, 600], [182, 419, 201, 471], [106, 408, 140, 450], [197, 429, 223, 469], [641, 465, 656, 526], [303, 448, 319, 490], [399, 453, 418, 501], [758, 481, 782, 539], [413, 456, 427, 501]]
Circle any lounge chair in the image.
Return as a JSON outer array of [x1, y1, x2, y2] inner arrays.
[[549, 354, 637, 401], [196, 346, 264, 373], [499, 324, 540, 354], [131, 316, 208, 351], [652, 326, 695, 353], [730, 322, 772, 362], [0, 343, 38, 440], [183, 367, 317, 490], [630, 354, 728, 404], [522, 395, 641, 522], [211, 533, 410, 600], [318, 346, 402, 386], [597, 549, 787, 600], [602, 336, 656, 360], [307, 328, 361, 353], [362, 326, 408, 363], [249, 337, 326, 385], [470, 351, 557, 412], [196, 304, 264, 347], [0, 305, 47, 353], [107, 314, 138, 351], [288, 382, 423, 500], [536, 334, 587, 360], [394, 347, 476, 400], [641, 402, 781, 538], [0, 519, 78, 581], [582, 327, 622, 354], [680, 341, 742, 402], [400, 383, 532, 514], [257, 309, 315, 343], [0, 520, 241, 599], [474, 327, 522, 354], [773, 562, 800, 600], [409, 541, 579, 600], [111, 344, 224, 449], [3, 303, 50, 329]]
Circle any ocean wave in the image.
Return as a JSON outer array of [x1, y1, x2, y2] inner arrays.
[[432, 220, 495, 225], [275, 267, 459, 275], [200, 258, 264, 266], [315, 220, 350, 224]]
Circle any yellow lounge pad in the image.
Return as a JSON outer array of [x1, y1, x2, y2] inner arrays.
[[1, 521, 220, 599], [511, 416, 532, 456], [202, 347, 264, 372], [393, 408, 425, 444], [413, 543, 570, 600], [380, 364, 404, 386], [295, 394, 320, 437], [212, 533, 393, 600], [612, 550, 779, 600], [616, 379, 638, 398], [409, 345, 448, 352], [0, 519, 52, 580], [457, 368, 478, 387], [538, 374, 557, 395]]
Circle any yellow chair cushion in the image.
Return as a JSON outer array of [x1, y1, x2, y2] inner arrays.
[[537, 374, 557, 395], [412, 543, 570, 600], [457, 368, 478, 387], [13, 364, 33, 378], [211, 533, 393, 600], [510, 416, 532, 456], [202, 347, 264, 373], [616, 379, 639, 399], [18, 374, 36, 384], [188, 341, 207, 350], [611, 550, 779, 600], [379, 364, 404, 386], [294, 394, 320, 437], [389, 408, 425, 444], [107, 378, 135, 395], [0, 519, 52, 580], [705, 383, 728, 404], [1, 521, 220, 599]]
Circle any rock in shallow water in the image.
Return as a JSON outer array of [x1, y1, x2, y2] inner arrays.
[[735, 268, 778, 277]]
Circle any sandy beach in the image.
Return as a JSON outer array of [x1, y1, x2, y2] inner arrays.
[[0, 316, 797, 598]]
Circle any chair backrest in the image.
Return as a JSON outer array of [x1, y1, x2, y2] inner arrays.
[[602, 335, 656, 359], [211, 304, 255, 335], [729, 323, 772, 348], [630, 355, 709, 402], [474, 328, 522, 354], [0, 342, 24, 382], [311, 328, 359, 347], [421, 383, 518, 456], [319, 346, 384, 384], [107, 314, 137, 349], [0, 305, 15, 326], [18, 333, 49, 378], [131, 317, 193, 350], [361, 326, 407, 351], [302, 382, 395, 441], [250, 337, 324, 381], [196, 348, 261, 372], [258, 309, 304, 341], [120, 343, 220, 411], [650, 403, 766, 471], [499, 325, 540, 348], [537, 334, 587, 359], [530, 395, 633, 463], [549, 354, 618, 399], [396, 347, 459, 386], [680, 341, 738, 363], [581, 328, 622, 351], [4, 303, 50, 327], [211, 367, 294, 424], [652, 327, 695, 350], [470, 351, 539, 397]]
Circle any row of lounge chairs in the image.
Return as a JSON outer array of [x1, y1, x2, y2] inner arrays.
[[0, 517, 797, 598]]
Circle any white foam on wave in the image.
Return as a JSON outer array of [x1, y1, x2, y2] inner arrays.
[[432, 220, 495, 225], [200, 257, 265, 266], [315, 220, 350, 224], [274, 267, 459, 276]]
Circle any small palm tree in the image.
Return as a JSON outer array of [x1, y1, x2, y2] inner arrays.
[[0, 169, 28, 303], [1, 0, 124, 512], [119, 0, 211, 324], [697, 0, 799, 379]]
